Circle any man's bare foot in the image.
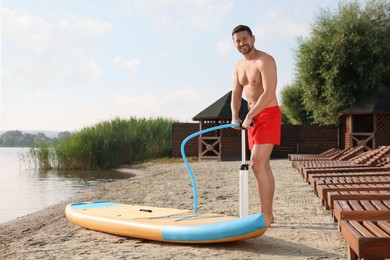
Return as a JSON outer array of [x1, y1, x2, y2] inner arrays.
[[264, 214, 275, 225]]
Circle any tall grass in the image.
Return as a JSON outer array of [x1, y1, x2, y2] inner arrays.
[[29, 117, 176, 170], [28, 141, 53, 170]]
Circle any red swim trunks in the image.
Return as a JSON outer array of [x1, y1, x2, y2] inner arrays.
[[248, 106, 282, 150]]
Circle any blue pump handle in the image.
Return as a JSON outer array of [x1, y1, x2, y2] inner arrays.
[[180, 122, 240, 212]]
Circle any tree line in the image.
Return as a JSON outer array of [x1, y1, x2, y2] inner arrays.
[[0, 130, 72, 147], [281, 0, 389, 125]]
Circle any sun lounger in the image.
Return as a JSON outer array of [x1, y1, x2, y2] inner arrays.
[[297, 146, 390, 180], [340, 220, 390, 260], [294, 146, 390, 168], [327, 191, 390, 210], [376, 160, 390, 167], [289, 146, 366, 162], [364, 147, 390, 166], [312, 175, 390, 190], [308, 171, 390, 187], [351, 146, 390, 165], [316, 183, 390, 206], [290, 148, 390, 259], [333, 200, 390, 223], [303, 166, 390, 182], [288, 148, 340, 161], [299, 146, 389, 168], [291, 147, 363, 171], [337, 146, 366, 161]]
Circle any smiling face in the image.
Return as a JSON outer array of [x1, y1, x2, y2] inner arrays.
[[233, 30, 255, 55]]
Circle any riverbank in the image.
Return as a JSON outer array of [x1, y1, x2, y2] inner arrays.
[[0, 159, 347, 259]]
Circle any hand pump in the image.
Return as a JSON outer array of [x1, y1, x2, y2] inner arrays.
[[239, 127, 249, 217], [181, 122, 250, 217]]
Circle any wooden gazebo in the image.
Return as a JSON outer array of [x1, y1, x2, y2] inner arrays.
[[339, 95, 390, 150], [192, 91, 248, 161]]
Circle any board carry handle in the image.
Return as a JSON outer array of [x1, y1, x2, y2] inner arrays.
[[140, 209, 153, 213]]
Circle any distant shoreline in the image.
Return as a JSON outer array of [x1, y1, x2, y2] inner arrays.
[[0, 130, 66, 138]]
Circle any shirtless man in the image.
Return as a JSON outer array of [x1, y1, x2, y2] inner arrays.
[[230, 25, 281, 224]]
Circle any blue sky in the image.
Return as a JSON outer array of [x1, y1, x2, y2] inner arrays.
[[1, 0, 345, 131]]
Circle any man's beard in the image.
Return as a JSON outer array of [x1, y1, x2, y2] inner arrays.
[[239, 44, 254, 54]]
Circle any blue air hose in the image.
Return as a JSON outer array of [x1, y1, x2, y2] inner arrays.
[[180, 122, 240, 212]]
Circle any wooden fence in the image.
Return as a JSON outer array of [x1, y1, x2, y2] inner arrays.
[[172, 123, 338, 159], [272, 125, 338, 157], [171, 123, 199, 158]]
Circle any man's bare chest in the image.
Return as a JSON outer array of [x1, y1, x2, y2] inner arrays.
[[237, 66, 262, 86]]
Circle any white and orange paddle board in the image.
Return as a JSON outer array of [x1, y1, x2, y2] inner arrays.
[[65, 200, 269, 243]]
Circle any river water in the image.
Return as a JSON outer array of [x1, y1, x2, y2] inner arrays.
[[0, 147, 131, 224]]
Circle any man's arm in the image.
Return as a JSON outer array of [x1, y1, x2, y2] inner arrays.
[[231, 65, 243, 129]]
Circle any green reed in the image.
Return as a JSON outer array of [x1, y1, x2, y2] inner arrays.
[[28, 141, 54, 170], [31, 117, 176, 170]]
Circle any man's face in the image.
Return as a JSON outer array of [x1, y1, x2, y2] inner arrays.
[[233, 31, 254, 55]]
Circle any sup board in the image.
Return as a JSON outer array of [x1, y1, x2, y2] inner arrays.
[[65, 200, 269, 243]]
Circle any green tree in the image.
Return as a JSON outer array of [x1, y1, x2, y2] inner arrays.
[[57, 131, 73, 140], [295, 0, 390, 125], [280, 84, 313, 125], [0, 131, 51, 147], [15, 133, 35, 147], [0, 130, 23, 147]]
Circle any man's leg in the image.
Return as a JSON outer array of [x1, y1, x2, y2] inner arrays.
[[250, 143, 275, 223]]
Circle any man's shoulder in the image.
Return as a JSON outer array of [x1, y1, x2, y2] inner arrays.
[[257, 50, 274, 61], [256, 51, 275, 67]]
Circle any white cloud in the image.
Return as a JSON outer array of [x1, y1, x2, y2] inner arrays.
[[134, 0, 177, 16], [67, 14, 112, 35], [155, 16, 182, 33], [278, 20, 308, 37], [113, 95, 157, 109], [160, 89, 201, 106], [2, 7, 111, 90], [2, 8, 51, 54], [155, 51, 172, 61], [110, 0, 134, 16], [112, 56, 141, 73], [217, 40, 231, 56], [2, 8, 112, 56], [111, 89, 202, 120], [132, 0, 234, 33], [253, 20, 308, 41], [57, 18, 72, 31], [190, 2, 234, 31], [2, 57, 101, 90], [251, 3, 313, 40], [76, 60, 102, 79]]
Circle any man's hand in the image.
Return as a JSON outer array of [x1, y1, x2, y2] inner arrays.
[[231, 116, 242, 130], [242, 115, 253, 129]]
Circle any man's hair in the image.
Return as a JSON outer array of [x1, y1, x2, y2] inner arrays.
[[232, 25, 253, 37]]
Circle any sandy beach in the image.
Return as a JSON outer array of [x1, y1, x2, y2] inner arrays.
[[0, 159, 347, 259]]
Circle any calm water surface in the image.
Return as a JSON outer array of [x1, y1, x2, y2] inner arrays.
[[0, 147, 131, 223]]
